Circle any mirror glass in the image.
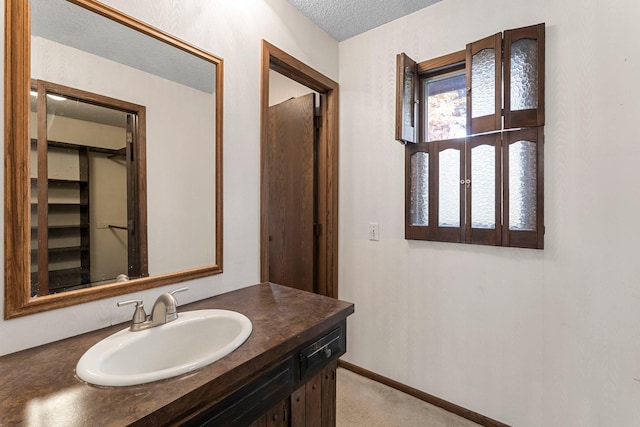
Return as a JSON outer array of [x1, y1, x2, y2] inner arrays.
[[4, 0, 222, 316]]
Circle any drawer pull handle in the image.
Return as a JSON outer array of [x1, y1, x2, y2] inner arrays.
[[307, 336, 340, 358], [323, 346, 332, 358]]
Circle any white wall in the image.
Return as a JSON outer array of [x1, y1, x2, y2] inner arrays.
[[0, 0, 337, 355], [269, 70, 314, 106], [339, 0, 640, 426], [5, 0, 639, 425]]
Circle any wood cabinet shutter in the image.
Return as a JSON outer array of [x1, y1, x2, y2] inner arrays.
[[502, 127, 544, 249], [465, 134, 502, 246], [395, 53, 418, 143], [466, 33, 502, 134], [405, 143, 432, 240], [504, 23, 545, 129], [433, 138, 465, 243]]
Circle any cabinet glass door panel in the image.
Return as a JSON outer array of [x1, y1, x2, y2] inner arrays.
[[510, 39, 539, 111], [508, 139, 537, 231], [410, 151, 429, 226], [471, 48, 496, 119], [438, 148, 461, 228], [470, 144, 496, 229]]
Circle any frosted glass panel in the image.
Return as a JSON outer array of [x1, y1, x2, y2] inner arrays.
[[509, 140, 537, 230], [471, 144, 495, 228], [425, 72, 467, 141], [403, 66, 414, 128], [410, 152, 429, 226], [510, 39, 538, 110], [439, 149, 460, 227], [471, 48, 495, 118]]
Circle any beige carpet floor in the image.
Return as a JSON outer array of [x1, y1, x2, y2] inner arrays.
[[336, 368, 481, 427]]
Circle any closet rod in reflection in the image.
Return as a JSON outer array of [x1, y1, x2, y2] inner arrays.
[[108, 225, 128, 230]]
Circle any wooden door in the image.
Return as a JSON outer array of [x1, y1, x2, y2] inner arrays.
[[125, 113, 137, 278], [267, 93, 316, 293]]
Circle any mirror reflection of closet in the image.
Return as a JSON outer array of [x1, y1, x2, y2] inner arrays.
[[4, 0, 223, 319], [30, 80, 147, 296]]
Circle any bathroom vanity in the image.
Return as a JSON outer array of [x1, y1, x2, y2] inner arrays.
[[0, 283, 354, 426]]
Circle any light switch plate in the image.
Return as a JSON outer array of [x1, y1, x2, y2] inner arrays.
[[368, 222, 379, 241]]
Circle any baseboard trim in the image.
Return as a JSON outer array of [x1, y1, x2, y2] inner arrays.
[[338, 360, 511, 427]]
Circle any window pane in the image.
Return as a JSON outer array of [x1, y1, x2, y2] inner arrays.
[[471, 48, 495, 118], [510, 39, 538, 111], [471, 144, 495, 228], [425, 72, 466, 141], [509, 140, 537, 230], [410, 152, 429, 226], [439, 148, 460, 227]]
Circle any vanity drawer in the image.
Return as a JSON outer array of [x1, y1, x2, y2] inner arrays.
[[299, 321, 345, 380]]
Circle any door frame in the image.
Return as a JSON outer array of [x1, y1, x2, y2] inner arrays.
[[260, 40, 339, 298]]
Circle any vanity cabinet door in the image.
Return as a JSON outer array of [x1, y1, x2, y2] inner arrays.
[[288, 359, 338, 427], [304, 370, 322, 427], [320, 361, 337, 427], [265, 399, 290, 427], [290, 385, 306, 426], [248, 416, 266, 427], [248, 398, 290, 427]]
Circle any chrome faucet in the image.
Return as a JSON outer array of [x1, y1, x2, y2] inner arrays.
[[117, 287, 188, 331]]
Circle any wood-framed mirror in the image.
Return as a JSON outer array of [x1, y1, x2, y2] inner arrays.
[[5, 0, 223, 318]]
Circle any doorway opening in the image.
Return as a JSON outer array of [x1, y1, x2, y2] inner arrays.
[[260, 41, 339, 298], [30, 80, 148, 296]]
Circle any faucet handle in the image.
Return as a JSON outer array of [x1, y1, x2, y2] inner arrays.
[[117, 299, 147, 326], [169, 287, 189, 306], [165, 288, 188, 320], [169, 287, 189, 297]]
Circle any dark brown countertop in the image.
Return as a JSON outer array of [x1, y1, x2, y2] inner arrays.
[[0, 283, 354, 426]]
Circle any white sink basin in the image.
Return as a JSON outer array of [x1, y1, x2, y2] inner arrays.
[[76, 309, 252, 387]]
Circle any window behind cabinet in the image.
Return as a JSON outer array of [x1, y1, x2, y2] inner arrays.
[[398, 23, 545, 249]]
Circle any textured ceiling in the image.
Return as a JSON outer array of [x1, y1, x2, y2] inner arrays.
[[286, 0, 443, 41]]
